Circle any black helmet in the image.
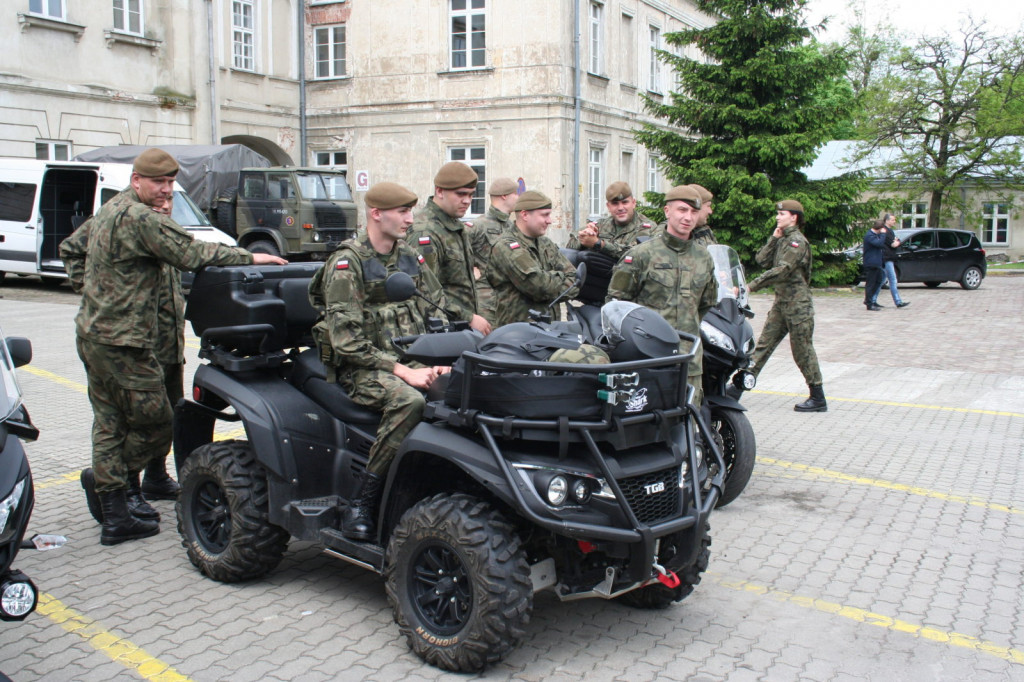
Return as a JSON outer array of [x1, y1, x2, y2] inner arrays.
[[601, 301, 679, 361], [479, 323, 582, 362]]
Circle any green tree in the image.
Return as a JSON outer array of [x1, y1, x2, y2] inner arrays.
[[847, 21, 1024, 225], [636, 0, 876, 284]]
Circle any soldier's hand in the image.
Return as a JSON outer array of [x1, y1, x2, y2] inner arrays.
[[252, 253, 289, 265], [578, 226, 599, 248], [470, 314, 492, 335], [772, 227, 784, 238], [394, 363, 448, 389]]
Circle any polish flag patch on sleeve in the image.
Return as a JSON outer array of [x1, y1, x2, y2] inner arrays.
[[509, 242, 521, 249], [417, 254, 425, 264], [336, 259, 350, 270], [790, 241, 800, 248], [623, 256, 633, 264], [418, 236, 431, 246]]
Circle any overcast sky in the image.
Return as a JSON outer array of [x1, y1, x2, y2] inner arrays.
[[805, 0, 1024, 43]]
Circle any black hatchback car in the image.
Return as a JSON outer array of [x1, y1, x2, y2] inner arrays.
[[848, 228, 987, 290]]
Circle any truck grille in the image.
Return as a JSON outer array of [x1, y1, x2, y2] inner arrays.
[[618, 467, 680, 525]]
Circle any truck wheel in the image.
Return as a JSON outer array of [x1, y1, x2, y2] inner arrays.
[[385, 493, 532, 673], [711, 408, 756, 507], [216, 188, 238, 237], [246, 240, 281, 257], [176, 440, 289, 583], [615, 523, 711, 610]]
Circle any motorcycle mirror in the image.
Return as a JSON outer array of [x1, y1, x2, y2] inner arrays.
[[5, 337, 32, 368], [384, 272, 418, 302]]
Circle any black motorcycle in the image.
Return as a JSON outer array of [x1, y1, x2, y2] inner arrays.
[[0, 331, 65, 622]]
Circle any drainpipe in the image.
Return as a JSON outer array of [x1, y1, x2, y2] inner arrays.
[[297, 0, 307, 165], [207, 0, 217, 143], [572, 0, 582, 231]]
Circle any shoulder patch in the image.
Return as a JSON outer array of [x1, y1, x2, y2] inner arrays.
[[418, 236, 431, 246], [790, 241, 800, 248], [336, 260, 350, 270], [417, 254, 425, 264], [623, 256, 633, 264], [509, 242, 521, 249], [642, 223, 651, 229]]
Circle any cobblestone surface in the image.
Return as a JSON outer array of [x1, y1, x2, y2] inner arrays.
[[0, 276, 1022, 681]]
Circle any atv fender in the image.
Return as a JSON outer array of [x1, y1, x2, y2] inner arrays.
[[703, 393, 747, 412]]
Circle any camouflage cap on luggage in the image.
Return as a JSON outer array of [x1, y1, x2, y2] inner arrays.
[[548, 344, 611, 365]]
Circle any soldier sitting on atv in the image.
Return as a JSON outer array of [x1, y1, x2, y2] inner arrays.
[[308, 182, 450, 541]]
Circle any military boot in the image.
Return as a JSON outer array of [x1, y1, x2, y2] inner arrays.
[[141, 456, 181, 500], [342, 472, 384, 542], [794, 384, 828, 412], [80, 468, 103, 525], [126, 474, 161, 522], [99, 489, 160, 546]]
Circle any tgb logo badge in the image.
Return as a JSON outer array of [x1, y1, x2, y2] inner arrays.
[[643, 481, 666, 495], [624, 387, 648, 413]]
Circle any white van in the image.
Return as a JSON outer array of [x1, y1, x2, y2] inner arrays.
[[0, 159, 234, 286]]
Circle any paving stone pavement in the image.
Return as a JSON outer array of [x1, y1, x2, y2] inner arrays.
[[0, 276, 1022, 681]]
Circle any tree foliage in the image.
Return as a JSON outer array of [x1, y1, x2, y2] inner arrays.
[[636, 0, 876, 284], [846, 21, 1024, 225]]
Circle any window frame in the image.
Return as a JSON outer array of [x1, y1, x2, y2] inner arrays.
[[901, 202, 928, 229], [449, 0, 486, 71], [980, 202, 1010, 245], [589, 1, 604, 75], [648, 24, 662, 94], [314, 24, 346, 79], [446, 146, 487, 216], [35, 140, 71, 161], [112, 0, 143, 36], [29, 0, 66, 20], [314, 150, 350, 200], [646, 154, 660, 195], [232, 0, 256, 72], [588, 146, 605, 217]]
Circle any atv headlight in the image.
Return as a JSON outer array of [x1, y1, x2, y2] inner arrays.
[[546, 475, 569, 506], [0, 479, 26, 536], [700, 321, 735, 353]]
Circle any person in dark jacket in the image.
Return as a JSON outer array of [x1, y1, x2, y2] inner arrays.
[[878, 213, 909, 308], [863, 220, 887, 311]]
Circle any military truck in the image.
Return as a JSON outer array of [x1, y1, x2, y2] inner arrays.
[[75, 145, 357, 261]]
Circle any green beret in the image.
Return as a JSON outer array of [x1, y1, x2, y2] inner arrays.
[[605, 181, 632, 202], [664, 185, 701, 209], [489, 177, 518, 196], [433, 162, 479, 189], [688, 184, 713, 204], [133, 148, 179, 178], [365, 182, 418, 210], [777, 199, 804, 214], [514, 190, 552, 211]]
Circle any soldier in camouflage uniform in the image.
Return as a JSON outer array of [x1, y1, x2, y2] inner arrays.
[[308, 182, 450, 541], [688, 184, 718, 247], [469, 177, 518, 318], [408, 161, 491, 335], [568, 181, 652, 259], [606, 185, 717, 404], [747, 200, 827, 412], [485, 190, 579, 328], [60, 148, 285, 546]]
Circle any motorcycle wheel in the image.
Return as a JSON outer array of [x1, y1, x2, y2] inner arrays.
[[385, 493, 532, 673], [710, 408, 756, 507]]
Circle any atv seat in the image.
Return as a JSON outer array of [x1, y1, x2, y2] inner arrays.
[[290, 349, 381, 426]]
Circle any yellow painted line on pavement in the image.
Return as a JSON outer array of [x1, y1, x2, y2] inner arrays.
[[759, 457, 1024, 515], [36, 594, 194, 681], [753, 389, 1024, 419], [21, 365, 87, 394], [711, 576, 1024, 665]]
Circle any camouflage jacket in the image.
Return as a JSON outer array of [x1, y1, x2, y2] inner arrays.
[[60, 188, 251, 350], [690, 225, 718, 248], [468, 205, 512, 271], [408, 198, 478, 323], [607, 230, 717, 376], [748, 225, 814, 323], [485, 227, 579, 328], [566, 212, 653, 260], [308, 235, 445, 374]]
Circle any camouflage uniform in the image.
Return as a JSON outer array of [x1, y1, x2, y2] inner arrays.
[[747, 225, 823, 386], [60, 188, 253, 494], [408, 198, 479, 324], [485, 227, 579, 328], [606, 229, 717, 388], [567, 212, 653, 260], [308, 235, 444, 476], [690, 225, 718, 248], [468, 205, 513, 317]]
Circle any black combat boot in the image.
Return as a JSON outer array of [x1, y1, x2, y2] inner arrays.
[[126, 474, 161, 522], [99, 489, 160, 546], [342, 472, 384, 542], [794, 384, 828, 412], [141, 456, 181, 500], [80, 468, 103, 525]]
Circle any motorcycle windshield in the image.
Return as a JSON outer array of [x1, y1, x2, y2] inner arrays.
[[705, 244, 749, 308], [0, 328, 24, 422]]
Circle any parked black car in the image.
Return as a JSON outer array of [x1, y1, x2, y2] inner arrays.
[[847, 228, 987, 290]]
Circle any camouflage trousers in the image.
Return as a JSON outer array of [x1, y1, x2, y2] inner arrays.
[[76, 337, 173, 493], [750, 304, 823, 387], [337, 366, 426, 476]]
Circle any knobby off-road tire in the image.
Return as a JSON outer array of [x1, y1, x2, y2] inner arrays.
[[615, 523, 711, 610], [176, 440, 289, 582], [246, 239, 282, 258], [385, 493, 532, 673], [711, 407, 757, 508], [215, 188, 238, 237]]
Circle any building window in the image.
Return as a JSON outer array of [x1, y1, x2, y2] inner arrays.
[[315, 25, 346, 78], [981, 202, 1010, 245], [35, 140, 70, 160], [450, 0, 485, 70], [589, 2, 603, 75], [901, 202, 927, 229], [648, 25, 662, 93], [620, 12, 636, 87], [646, 154, 660, 194], [620, 151, 634, 189], [589, 147, 605, 217], [315, 150, 349, 198], [113, 0, 143, 35], [447, 146, 486, 215], [29, 0, 65, 20], [232, 0, 255, 71]]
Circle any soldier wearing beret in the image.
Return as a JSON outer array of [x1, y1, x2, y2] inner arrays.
[[60, 147, 287, 546], [408, 161, 492, 335], [308, 182, 449, 541], [485, 190, 579, 328], [746, 200, 827, 412], [607, 185, 717, 404], [568, 181, 652, 259], [688, 184, 718, 247], [469, 177, 519, 317]]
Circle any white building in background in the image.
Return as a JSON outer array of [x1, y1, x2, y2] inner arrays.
[[1, 0, 710, 238]]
